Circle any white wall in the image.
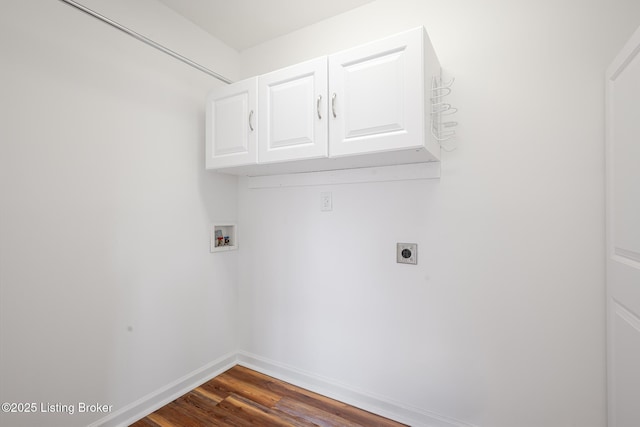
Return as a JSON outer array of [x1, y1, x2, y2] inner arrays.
[[237, 1, 640, 426], [0, 1, 239, 426], [2, 1, 639, 426]]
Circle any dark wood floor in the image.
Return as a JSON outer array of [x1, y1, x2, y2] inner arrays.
[[131, 365, 406, 427]]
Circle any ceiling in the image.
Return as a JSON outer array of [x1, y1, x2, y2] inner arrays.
[[157, 0, 375, 51]]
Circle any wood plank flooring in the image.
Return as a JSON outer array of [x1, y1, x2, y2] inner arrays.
[[131, 365, 407, 427]]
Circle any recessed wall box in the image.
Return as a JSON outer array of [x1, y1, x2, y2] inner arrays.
[[211, 224, 237, 252]]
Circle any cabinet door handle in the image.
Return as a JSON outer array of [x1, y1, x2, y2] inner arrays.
[[317, 95, 322, 120], [331, 93, 337, 118], [249, 110, 254, 131]]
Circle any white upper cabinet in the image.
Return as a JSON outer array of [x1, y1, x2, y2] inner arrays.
[[329, 28, 435, 158], [205, 78, 257, 169], [205, 27, 442, 175], [258, 57, 328, 164]]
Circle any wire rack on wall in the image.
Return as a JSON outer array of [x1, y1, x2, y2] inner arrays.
[[431, 76, 457, 152]]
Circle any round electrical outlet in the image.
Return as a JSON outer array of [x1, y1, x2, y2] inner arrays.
[[396, 243, 418, 265]]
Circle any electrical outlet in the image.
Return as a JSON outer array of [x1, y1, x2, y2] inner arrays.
[[397, 243, 417, 264], [320, 192, 332, 211]]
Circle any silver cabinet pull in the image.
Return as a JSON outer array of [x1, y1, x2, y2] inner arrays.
[[249, 110, 254, 131], [331, 93, 337, 118], [317, 95, 322, 119]]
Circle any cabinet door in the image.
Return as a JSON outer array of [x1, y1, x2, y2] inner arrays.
[[329, 28, 424, 157], [205, 78, 257, 169], [258, 57, 328, 164]]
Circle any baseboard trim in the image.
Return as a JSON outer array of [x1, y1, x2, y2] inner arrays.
[[236, 351, 477, 427], [89, 352, 237, 427], [90, 350, 477, 427]]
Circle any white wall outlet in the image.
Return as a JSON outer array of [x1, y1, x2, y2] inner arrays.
[[320, 192, 332, 211], [397, 243, 417, 265]]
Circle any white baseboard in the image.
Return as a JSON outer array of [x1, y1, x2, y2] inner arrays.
[[89, 352, 237, 427], [236, 351, 477, 427], [89, 350, 477, 427]]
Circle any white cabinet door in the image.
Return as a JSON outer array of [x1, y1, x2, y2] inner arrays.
[[205, 78, 257, 169], [606, 25, 640, 427], [329, 28, 426, 158], [258, 57, 328, 163]]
